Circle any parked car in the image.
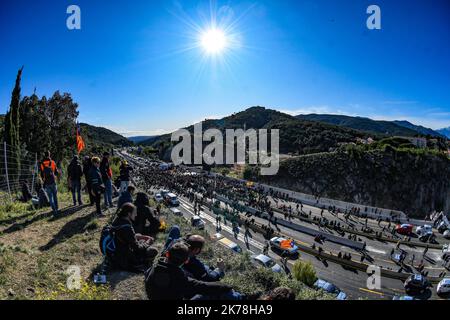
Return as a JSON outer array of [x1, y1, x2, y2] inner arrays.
[[191, 216, 205, 230], [443, 229, 450, 239], [418, 231, 434, 243], [392, 295, 415, 300], [395, 224, 413, 235], [314, 279, 347, 300], [437, 278, 450, 296], [169, 207, 182, 216], [165, 193, 179, 207], [390, 249, 407, 264], [218, 237, 242, 253], [404, 274, 430, 296], [160, 189, 170, 198], [154, 193, 164, 203], [436, 278, 450, 296], [416, 225, 432, 236], [269, 237, 298, 256], [437, 221, 449, 233], [251, 254, 282, 273]]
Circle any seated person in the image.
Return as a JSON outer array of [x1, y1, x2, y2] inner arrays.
[[36, 181, 50, 208], [163, 225, 224, 282], [20, 181, 33, 202], [117, 185, 136, 209], [260, 287, 295, 300], [133, 192, 161, 237], [145, 241, 241, 300], [111, 202, 158, 272], [184, 235, 225, 282]]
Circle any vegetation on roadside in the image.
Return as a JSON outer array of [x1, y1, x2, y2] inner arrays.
[[292, 260, 318, 287]]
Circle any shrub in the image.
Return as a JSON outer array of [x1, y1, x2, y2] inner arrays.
[[292, 260, 317, 287], [35, 280, 111, 300]]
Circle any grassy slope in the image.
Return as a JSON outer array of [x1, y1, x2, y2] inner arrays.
[[0, 188, 334, 300]]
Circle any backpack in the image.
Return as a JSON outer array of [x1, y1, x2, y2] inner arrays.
[[42, 163, 56, 186], [99, 224, 131, 257]]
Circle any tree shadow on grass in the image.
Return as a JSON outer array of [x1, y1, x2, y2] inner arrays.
[[1, 205, 89, 235], [39, 210, 97, 251]]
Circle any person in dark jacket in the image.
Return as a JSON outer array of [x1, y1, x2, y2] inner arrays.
[[20, 181, 33, 202], [36, 180, 50, 208], [145, 242, 237, 300], [119, 160, 133, 195], [100, 152, 113, 208], [89, 157, 104, 215], [67, 155, 83, 206], [184, 235, 224, 282], [82, 156, 94, 206], [111, 203, 158, 272], [117, 185, 135, 209], [163, 226, 224, 282], [133, 192, 161, 237]]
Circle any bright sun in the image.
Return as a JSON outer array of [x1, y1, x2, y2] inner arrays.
[[201, 28, 228, 54]]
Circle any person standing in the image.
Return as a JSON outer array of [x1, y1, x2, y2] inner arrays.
[[100, 152, 113, 208], [119, 160, 133, 195], [40, 151, 60, 216], [423, 245, 429, 256], [67, 155, 83, 206], [82, 156, 94, 206], [89, 157, 104, 216]]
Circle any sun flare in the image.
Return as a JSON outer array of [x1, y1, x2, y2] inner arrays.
[[200, 28, 228, 54]]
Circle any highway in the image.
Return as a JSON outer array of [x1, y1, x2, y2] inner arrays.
[[118, 150, 449, 300]]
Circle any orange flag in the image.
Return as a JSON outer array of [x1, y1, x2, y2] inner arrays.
[[76, 122, 85, 154]]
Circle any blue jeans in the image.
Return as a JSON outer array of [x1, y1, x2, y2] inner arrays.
[[120, 181, 129, 195], [45, 184, 58, 214], [103, 179, 113, 207], [191, 290, 244, 300], [164, 225, 181, 252], [71, 180, 82, 205]]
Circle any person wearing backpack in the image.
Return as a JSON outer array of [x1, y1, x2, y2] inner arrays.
[[133, 192, 161, 237], [67, 155, 84, 206], [145, 241, 242, 300], [110, 203, 158, 272], [100, 152, 113, 208], [40, 151, 60, 216]]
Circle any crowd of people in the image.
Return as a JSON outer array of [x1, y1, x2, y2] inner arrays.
[[15, 151, 295, 300], [19, 150, 136, 217]]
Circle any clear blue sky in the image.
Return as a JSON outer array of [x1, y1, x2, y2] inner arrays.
[[1, 0, 449, 136]]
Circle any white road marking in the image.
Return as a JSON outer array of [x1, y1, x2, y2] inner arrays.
[[179, 198, 264, 250], [366, 246, 387, 255]]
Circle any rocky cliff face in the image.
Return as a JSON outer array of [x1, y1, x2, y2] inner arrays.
[[257, 149, 450, 218]]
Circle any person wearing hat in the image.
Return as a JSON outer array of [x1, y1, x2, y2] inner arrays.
[[67, 155, 83, 206], [119, 159, 134, 195], [100, 151, 113, 208]]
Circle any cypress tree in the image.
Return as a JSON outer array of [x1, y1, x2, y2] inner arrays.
[[3, 66, 24, 185]]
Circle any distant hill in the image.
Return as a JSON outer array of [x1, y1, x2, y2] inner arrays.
[[79, 123, 133, 148], [393, 120, 445, 138], [295, 114, 420, 137], [147, 106, 372, 158], [437, 127, 450, 139], [130, 136, 158, 144], [0, 116, 132, 154]]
